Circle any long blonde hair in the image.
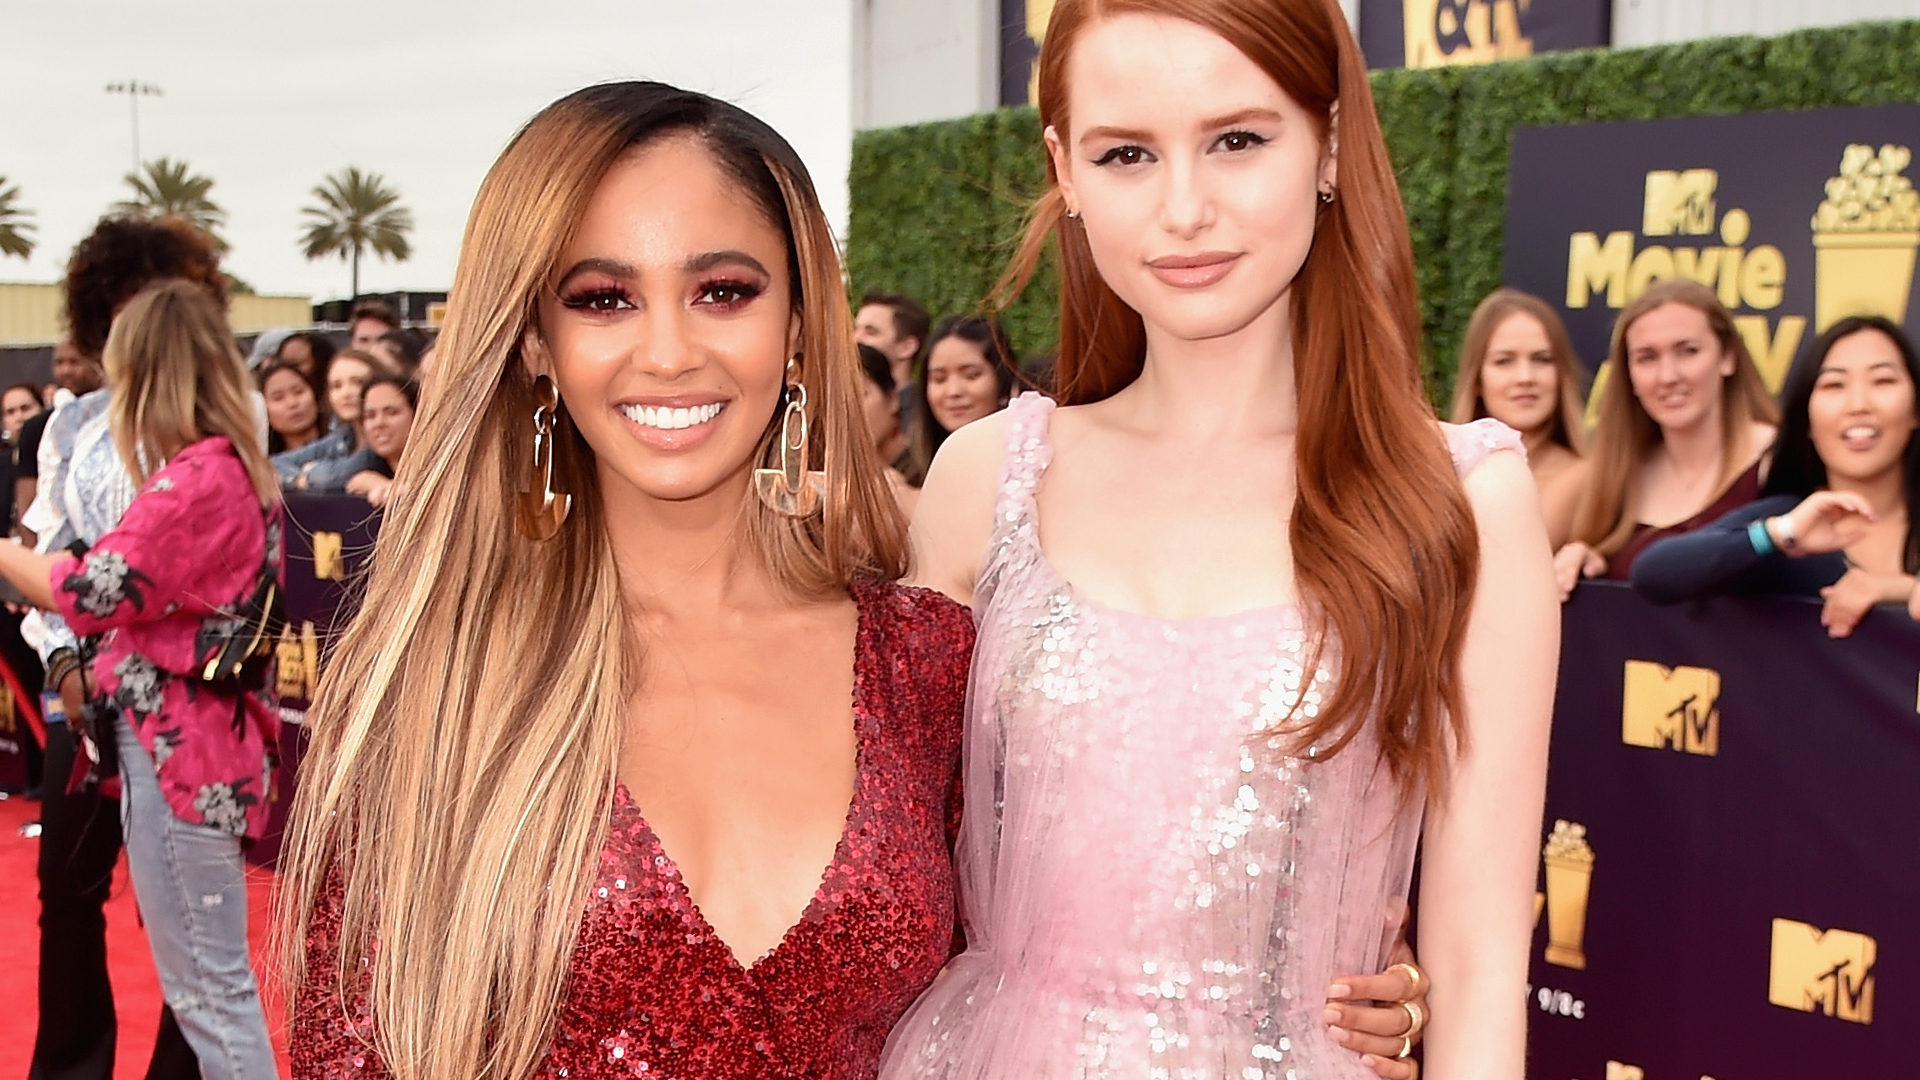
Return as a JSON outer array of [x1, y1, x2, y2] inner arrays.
[[1448, 288, 1588, 456], [1572, 279, 1779, 554], [278, 83, 905, 1080], [103, 279, 278, 504]]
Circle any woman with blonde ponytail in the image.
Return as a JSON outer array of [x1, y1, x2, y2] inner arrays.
[[282, 84, 972, 1080], [887, 1, 1557, 1078]]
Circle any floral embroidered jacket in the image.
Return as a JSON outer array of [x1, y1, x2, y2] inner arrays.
[[49, 436, 285, 840]]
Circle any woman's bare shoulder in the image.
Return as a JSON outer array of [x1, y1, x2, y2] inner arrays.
[[906, 411, 1011, 605]]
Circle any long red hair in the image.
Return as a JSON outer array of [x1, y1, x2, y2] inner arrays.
[[997, 0, 1479, 797]]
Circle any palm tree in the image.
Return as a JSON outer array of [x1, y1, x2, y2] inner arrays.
[[0, 176, 35, 259], [114, 157, 228, 249], [300, 167, 413, 299]]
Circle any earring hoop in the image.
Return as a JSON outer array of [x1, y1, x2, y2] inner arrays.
[[753, 368, 827, 518], [515, 374, 572, 541], [1318, 186, 1336, 205]]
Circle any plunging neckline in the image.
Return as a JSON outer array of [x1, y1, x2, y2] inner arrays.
[[611, 586, 873, 975]]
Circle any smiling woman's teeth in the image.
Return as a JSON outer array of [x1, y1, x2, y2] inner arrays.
[[623, 402, 724, 430]]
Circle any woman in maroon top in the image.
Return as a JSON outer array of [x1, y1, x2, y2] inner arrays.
[[1552, 280, 1779, 598], [282, 82, 1426, 1080]]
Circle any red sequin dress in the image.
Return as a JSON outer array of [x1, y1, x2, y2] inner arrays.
[[293, 582, 975, 1080]]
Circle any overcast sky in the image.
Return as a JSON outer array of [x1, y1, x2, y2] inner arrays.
[[1, 0, 852, 302]]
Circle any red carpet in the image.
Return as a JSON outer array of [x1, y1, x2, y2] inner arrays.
[[0, 792, 291, 1079]]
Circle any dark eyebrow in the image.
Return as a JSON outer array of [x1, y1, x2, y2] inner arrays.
[[1822, 359, 1904, 374], [553, 257, 635, 289], [1079, 107, 1285, 148], [552, 250, 771, 290], [684, 250, 770, 276], [1079, 124, 1152, 146], [1198, 107, 1285, 129]]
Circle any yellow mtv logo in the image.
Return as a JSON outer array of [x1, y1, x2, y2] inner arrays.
[[1769, 919, 1875, 1024], [1622, 661, 1720, 755], [313, 531, 345, 581], [1643, 169, 1719, 236]]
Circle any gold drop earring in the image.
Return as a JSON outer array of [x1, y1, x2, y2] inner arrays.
[[753, 358, 828, 518], [516, 374, 572, 541]]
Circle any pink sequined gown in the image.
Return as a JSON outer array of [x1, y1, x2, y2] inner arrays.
[[879, 393, 1521, 1079]]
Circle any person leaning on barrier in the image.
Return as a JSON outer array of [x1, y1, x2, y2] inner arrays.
[[259, 359, 329, 454], [272, 348, 379, 489], [1551, 281, 1779, 601], [1631, 315, 1919, 638], [340, 373, 416, 508]]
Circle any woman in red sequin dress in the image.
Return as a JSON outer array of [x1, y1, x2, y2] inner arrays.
[[280, 83, 970, 1080]]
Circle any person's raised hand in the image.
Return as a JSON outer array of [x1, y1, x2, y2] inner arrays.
[[1782, 491, 1875, 556], [1551, 542, 1606, 602], [1326, 936, 1428, 1079], [1819, 567, 1882, 639]]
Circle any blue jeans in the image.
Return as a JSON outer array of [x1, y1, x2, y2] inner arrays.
[[115, 717, 278, 1080]]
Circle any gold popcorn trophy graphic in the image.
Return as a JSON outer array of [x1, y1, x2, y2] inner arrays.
[[1542, 820, 1594, 970], [1812, 143, 1920, 332]]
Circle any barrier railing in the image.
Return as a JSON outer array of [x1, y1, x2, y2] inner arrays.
[[1529, 581, 1917, 1077]]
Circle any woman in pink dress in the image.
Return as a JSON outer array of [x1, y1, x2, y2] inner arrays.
[[890, 2, 1557, 1078]]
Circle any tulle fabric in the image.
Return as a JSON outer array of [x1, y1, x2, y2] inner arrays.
[[880, 395, 1521, 1079]]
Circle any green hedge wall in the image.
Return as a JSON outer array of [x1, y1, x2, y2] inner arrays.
[[846, 19, 1920, 400]]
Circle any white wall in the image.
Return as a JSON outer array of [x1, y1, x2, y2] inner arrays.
[[853, 0, 999, 130], [1613, 0, 1920, 47]]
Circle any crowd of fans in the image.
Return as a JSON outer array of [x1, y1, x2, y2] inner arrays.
[[251, 299, 423, 506], [1448, 280, 1920, 632]]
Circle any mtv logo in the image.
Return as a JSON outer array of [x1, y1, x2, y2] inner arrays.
[[1769, 918, 1875, 1024], [1643, 169, 1719, 236], [1621, 660, 1720, 755], [313, 531, 345, 582]]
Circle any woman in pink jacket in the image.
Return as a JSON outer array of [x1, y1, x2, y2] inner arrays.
[[0, 278, 285, 1080]]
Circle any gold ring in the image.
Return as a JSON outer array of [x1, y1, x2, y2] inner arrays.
[[1387, 961, 1425, 999], [1400, 999, 1426, 1038], [1396, 1035, 1413, 1059]]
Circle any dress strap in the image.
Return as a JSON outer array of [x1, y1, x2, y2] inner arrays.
[[1446, 417, 1527, 478], [993, 392, 1057, 533]]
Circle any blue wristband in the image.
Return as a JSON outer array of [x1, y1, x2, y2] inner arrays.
[[1747, 518, 1777, 556]]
